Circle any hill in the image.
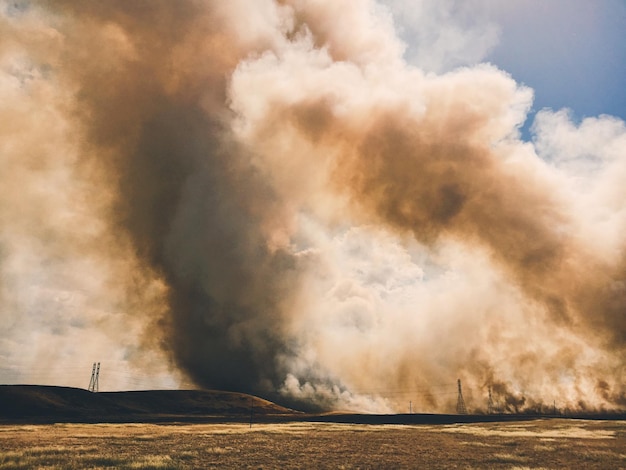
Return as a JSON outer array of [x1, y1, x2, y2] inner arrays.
[[2, 385, 624, 425], [0, 385, 300, 424]]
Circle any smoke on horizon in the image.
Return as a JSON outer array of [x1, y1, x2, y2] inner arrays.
[[0, 0, 624, 413]]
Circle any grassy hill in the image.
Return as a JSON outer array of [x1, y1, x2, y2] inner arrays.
[[2, 385, 623, 425], [0, 385, 300, 423]]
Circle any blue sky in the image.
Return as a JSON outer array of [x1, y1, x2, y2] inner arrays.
[[387, 0, 626, 138], [485, 0, 626, 135]]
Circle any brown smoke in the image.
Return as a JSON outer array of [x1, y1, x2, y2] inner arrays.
[[228, 2, 626, 411], [270, 95, 626, 344], [1, 0, 624, 411], [45, 1, 309, 397], [0, 0, 304, 398]]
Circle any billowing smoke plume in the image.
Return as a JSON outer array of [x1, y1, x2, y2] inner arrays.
[[1, 0, 624, 412]]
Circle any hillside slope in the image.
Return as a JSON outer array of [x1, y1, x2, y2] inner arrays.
[[0, 385, 299, 423]]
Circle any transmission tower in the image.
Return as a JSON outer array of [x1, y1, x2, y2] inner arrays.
[[88, 362, 100, 392], [456, 379, 467, 414], [487, 386, 494, 414], [88, 363, 96, 391], [94, 362, 100, 392]]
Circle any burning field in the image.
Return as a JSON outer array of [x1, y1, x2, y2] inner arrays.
[[1, 420, 625, 469], [1, 0, 625, 416]]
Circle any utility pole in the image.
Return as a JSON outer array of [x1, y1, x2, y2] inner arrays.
[[487, 386, 494, 414], [88, 363, 96, 392], [409, 401, 412, 414], [88, 362, 100, 392], [94, 362, 100, 392], [456, 379, 467, 415]]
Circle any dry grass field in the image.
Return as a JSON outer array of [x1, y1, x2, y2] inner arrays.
[[0, 419, 624, 469]]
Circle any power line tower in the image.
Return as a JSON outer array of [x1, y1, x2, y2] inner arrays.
[[94, 362, 100, 392], [456, 379, 467, 414], [88, 362, 100, 392], [88, 363, 96, 391], [487, 386, 494, 414]]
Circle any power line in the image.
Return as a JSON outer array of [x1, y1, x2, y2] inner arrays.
[[348, 383, 457, 397]]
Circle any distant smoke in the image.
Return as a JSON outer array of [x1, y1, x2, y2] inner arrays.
[[0, 0, 624, 412]]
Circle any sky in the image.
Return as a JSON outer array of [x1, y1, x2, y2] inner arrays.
[[487, 0, 626, 125], [0, 0, 625, 414], [386, 0, 626, 135]]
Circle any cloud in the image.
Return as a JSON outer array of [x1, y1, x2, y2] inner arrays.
[[381, 0, 500, 72]]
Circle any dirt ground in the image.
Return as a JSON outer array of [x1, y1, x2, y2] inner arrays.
[[0, 419, 624, 469]]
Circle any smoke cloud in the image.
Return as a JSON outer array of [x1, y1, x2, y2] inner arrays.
[[0, 0, 624, 412]]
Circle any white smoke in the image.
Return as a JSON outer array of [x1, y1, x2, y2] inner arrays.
[[0, 0, 624, 412]]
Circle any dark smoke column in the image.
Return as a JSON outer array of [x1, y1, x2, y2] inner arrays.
[[46, 1, 302, 398]]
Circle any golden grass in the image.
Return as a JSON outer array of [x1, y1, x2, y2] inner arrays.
[[490, 452, 530, 464], [440, 419, 617, 440], [0, 419, 623, 469]]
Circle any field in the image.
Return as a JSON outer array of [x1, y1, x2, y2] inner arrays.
[[0, 419, 624, 469]]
